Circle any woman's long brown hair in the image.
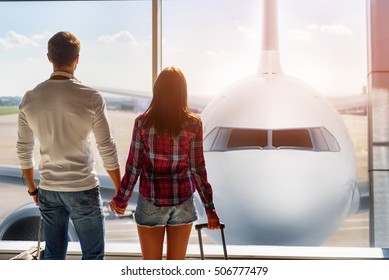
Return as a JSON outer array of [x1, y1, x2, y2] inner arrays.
[[143, 66, 197, 137]]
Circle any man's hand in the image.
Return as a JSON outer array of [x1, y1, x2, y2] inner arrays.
[[31, 191, 39, 206], [108, 200, 127, 216]]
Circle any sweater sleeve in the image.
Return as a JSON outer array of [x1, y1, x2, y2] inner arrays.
[[16, 95, 36, 169], [92, 93, 119, 171]]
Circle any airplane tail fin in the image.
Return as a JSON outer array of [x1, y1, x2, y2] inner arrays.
[[258, 0, 283, 75]]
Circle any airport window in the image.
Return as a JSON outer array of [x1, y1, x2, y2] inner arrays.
[[161, 0, 261, 96], [0, 0, 152, 170], [0, 0, 152, 242], [0, 0, 370, 251]]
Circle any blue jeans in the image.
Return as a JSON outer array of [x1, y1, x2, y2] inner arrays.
[[38, 187, 105, 260]]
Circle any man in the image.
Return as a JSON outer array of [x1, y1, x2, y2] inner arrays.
[[16, 31, 121, 260]]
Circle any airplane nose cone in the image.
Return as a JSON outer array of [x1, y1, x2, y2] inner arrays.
[[204, 150, 352, 245]]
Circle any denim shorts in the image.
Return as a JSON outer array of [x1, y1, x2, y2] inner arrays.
[[135, 194, 198, 227]]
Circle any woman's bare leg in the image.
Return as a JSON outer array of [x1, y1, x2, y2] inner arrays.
[[166, 223, 193, 260], [137, 225, 166, 260]]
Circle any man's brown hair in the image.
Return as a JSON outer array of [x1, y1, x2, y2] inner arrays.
[[48, 31, 80, 67]]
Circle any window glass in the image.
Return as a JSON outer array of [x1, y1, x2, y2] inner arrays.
[[162, 0, 367, 100], [321, 127, 341, 152], [207, 127, 339, 152], [0, 0, 369, 249], [0, 0, 151, 242], [273, 129, 313, 149], [203, 127, 219, 151], [0, 0, 151, 170], [227, 129, 267, 149], [162, 0, 368, 249]]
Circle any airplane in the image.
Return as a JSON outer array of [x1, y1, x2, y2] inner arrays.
[[194, 0, 368, 245], [0, 0, 368, 246]]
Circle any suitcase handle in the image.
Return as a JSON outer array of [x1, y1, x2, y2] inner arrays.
[[36, 217, 43, 260], [195, 223, 225, 230], [195, 222, 228, 260]]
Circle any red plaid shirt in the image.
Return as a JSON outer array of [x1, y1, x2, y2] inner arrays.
[[113, 114, 215, 213]]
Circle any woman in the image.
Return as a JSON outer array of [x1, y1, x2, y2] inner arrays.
[[109, 66, 220, 260]]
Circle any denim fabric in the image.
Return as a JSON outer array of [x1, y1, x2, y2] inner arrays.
[[38, 187, 105, 260], [135, 194, 198, 227]]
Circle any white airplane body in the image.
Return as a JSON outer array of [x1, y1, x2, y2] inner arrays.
[[198, 73, 358, 245], [0, 0, 368, 247], [194, 0, 361, 245]]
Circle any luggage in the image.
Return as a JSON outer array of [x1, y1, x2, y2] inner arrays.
[[195, 223, 228, 260], [10, 246, 43, 260], [10, 217, 44, 260]]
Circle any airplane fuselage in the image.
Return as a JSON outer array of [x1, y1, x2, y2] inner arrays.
[[198, 73, 357, 245]]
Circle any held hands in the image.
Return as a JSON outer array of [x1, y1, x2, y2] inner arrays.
[[206, 210, 221, 230], [108, 200, 128, 216]]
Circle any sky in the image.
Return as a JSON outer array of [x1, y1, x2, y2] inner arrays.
[[0, 0, 367, 98]]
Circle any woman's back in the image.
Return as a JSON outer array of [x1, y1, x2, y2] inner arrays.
[[135, 113, 208, 207]]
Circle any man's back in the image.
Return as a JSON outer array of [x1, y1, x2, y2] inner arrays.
[[16, 31, 121, 260], [17, 77, 118, 191]]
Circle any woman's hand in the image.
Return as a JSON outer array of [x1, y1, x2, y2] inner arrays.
[[108, 200, 127, 216], [206, 210, 221, 230]]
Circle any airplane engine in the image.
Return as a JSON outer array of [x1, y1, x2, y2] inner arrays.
[[0, 203, 78, 241]]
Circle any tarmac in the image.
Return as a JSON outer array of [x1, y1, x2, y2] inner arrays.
[[0, 110, 369, 247]]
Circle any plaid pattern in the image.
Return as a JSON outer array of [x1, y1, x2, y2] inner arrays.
[[113, 114, 215, 214]]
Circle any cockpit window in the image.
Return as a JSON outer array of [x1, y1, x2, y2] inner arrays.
[[228, 129, 267, 149], [203, 127, 340, 152], [273, 129, 313, 149]]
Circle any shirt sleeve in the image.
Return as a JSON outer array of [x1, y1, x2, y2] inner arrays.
[[16, 97, 35, 169], [189, 120, 215, 214], [113, 118, 144, 208], [92, 93, 119, 171]]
